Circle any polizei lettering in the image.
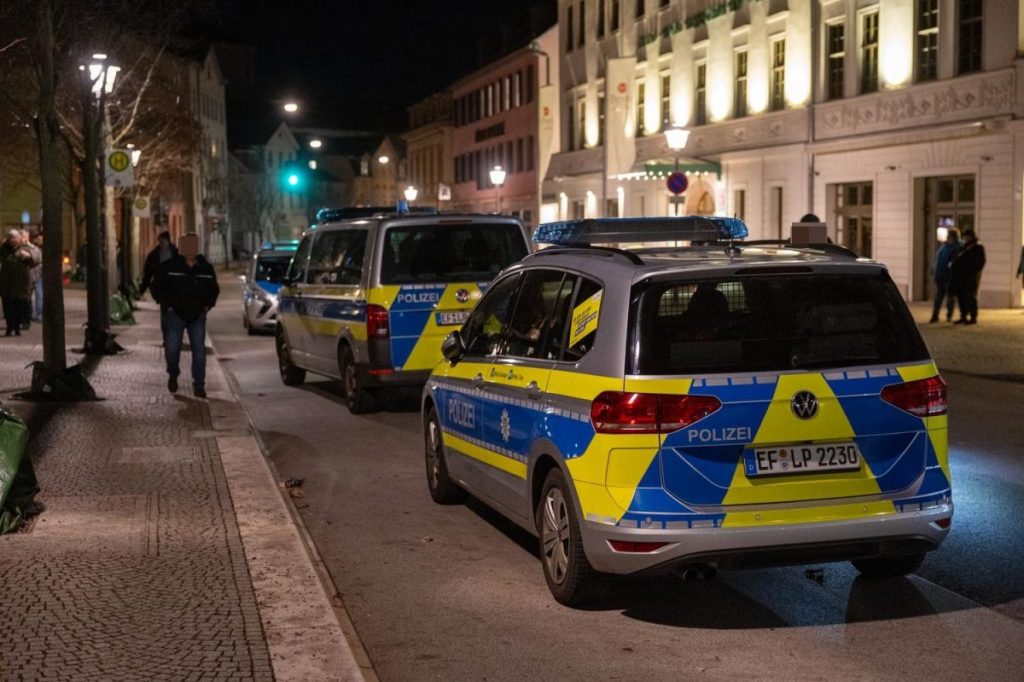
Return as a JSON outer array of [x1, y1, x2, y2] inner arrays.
[[397, 291, 441, 305], [448, 397, 475, 429], [687, 426, 753, 443]]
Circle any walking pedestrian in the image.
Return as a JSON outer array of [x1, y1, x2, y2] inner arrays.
[[27, 231, 44, 324], [949, 228, 986, 325], [0, 230, 36, 336], [929, 228, 960, 323], [151, 233, 218, 398], [140, 231, 178, 337]]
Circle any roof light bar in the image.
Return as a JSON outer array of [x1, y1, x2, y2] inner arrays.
[[533, 216, 749, 245]]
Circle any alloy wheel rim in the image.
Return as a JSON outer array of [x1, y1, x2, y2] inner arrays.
[[426, 419, 440, 487], [277, 334, 289, 374], [541, 488, 570, 585]]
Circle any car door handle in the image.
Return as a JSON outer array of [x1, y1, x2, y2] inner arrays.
[[525, 381, 544, 400], [473, 373, 486, 389]]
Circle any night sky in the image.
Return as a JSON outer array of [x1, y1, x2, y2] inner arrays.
[[196, 0, 556, 137]]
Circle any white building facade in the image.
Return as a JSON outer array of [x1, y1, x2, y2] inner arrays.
[[544, 0, 1024, 307]]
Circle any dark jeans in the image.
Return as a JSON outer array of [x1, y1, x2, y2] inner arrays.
[[931, 277, 955, 321], [163, 308, 207, 389], [957, 287, 979, 323]]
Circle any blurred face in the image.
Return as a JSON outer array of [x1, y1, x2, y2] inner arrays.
[[179, 233, 199, 259]]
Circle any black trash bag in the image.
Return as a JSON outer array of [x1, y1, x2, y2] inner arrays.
[[21, 362, 99, 402]]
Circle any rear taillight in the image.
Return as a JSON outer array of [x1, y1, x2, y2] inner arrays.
[[367, 304, 389, 338], [880, 376, 947, 417], [590, 392, 721, 434]]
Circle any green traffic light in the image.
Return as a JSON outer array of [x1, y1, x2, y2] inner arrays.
[[287, 174, 299, 186]]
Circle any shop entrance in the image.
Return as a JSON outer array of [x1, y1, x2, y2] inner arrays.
[[915, 175, 975, 300]]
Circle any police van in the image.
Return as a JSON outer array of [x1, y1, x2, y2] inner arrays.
[[422, 216, 952, 605], [276, 210, 531, 413]]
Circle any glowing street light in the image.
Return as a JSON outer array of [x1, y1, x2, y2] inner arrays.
[[404, 186, 419, 202], [309, 139, 322, 149], [283, 101, 299, 113], [82, 53, 120, 97], [489, 165, 506, 214], [378, 155, 390, 165]]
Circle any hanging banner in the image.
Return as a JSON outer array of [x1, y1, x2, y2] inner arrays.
[[132, 196, 151, 218], [605, 57, 637, 177], [537, 84, 556, 184], [105, 149, 135, 188]]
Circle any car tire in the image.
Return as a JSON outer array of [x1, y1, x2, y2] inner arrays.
[[424, 406, 467, 504], [851, 552, 926, 579], [275, 326, 305, 386], [339, 345, 375, 414], [536, 467, 600, 607], [244, 315, 256, 336]]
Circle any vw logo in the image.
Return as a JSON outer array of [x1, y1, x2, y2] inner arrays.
[[791, 391, 819, 419], [455, 288, 470, 303]]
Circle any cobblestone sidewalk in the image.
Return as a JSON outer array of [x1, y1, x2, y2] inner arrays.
[[0, 290, 362, 681], [910, 302, 1024, 381]]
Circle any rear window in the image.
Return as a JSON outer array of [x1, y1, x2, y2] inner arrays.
[[380, 223, 528, 284], [254, 256, 291, 283], [635, 273, 929, 375]]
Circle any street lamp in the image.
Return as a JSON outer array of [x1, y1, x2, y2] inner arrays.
[[489, 165, 507, 214], [309, 139, 322, 149], [86, 53, 120, 97], [665, 127, 691, 216], [283, 101, 299, 113], [404, 186, 419, 203]]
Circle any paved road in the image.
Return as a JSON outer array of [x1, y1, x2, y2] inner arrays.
[[208, 278, 1024, 681]]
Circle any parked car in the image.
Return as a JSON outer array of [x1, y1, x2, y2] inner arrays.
[[241, 242, 298, 334]]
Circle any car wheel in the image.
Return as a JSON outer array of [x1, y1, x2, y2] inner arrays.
[[244, 315, 256, 336], [424, 406, 467, 504], [275, 327, 305, 386], [851, 552, 926, 578], [339, 345, 375, 414], [536, 468, 599, 606]]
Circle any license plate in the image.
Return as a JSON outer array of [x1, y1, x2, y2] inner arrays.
[[435, 311, 469, 326], [744, 442, 861, 477]]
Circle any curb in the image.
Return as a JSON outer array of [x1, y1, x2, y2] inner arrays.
[[205, 334, 374, 681]]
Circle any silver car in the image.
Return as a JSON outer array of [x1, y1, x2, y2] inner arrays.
[[242, 247, 295, 334]]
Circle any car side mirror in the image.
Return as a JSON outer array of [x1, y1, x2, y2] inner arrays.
[[441, 330, 465, 364]]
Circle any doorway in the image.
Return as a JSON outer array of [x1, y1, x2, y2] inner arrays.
[[917, 175, 975, 300], [831, 182, 873, 257]]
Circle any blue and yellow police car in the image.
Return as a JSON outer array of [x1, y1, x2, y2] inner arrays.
[[276, 210, 531, 412], [422, 216, 952, 605], [242, 241, 298, 334]]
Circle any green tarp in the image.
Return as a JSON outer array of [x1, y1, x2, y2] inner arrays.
[[0, 406, 35, 534], [109, 291, 136, 325]]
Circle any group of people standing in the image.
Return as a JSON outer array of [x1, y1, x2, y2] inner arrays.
[[931, 228, 987, 325], [0, 229, 43, 336]]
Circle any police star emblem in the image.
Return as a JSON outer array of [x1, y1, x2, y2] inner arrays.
[[500, 409, 511, 443]]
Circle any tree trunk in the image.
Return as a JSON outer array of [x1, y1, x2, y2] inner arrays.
[[35, 0, 66, 372]]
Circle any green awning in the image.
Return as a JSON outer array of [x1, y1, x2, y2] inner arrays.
[[643, 160, 721, 178]]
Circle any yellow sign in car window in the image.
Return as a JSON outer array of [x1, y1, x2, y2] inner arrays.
[[569, 290, 602, 347]]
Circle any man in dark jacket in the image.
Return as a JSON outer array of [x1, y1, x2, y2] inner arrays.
[[140, 231, 178, 336], [949, 228, 986, 325], [151, 233, 218, 398]]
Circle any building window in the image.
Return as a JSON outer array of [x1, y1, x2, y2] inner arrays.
[[833, 182, 874, 257], [611, 0, 620, 32], [527, 136, 535, 171], [826, 21, 845, 100], [734, 51, 748, 118], [733, 189, 746, 221], [566, 5, 574, 52], [636, 81, 645, 135], [577, 98, 586, 149], [578, 0, 585, 48], [770, 39, 785, 111], [958, 0, 982, 75], [860, 11, 879, 94], [916, 0, 939, 82], [568, 101, 576, 151], [598, 0, 606, 38], [513, 72, 522, 108], [598, 91, 606, 145], [695, 62, 706, 125], [660, 0, 669, 6], [516, 138, 525, 173], [636, 0, 644, 19], [661, 73, 671, 128], [526, 65, 535, 103]]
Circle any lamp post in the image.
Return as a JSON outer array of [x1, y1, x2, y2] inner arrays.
[[489, 165, 506, 214], [404, 186, 419, 203], [665, 127, 690, 216]]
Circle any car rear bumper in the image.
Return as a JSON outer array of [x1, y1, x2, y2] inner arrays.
[[581, 502, 952, 574]]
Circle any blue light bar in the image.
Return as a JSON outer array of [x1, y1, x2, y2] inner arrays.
[[533, 216, 749, 245]]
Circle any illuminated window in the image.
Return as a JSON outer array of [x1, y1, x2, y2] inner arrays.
[[916, 0, 939, 82], [770, 39, 786, 111], [695, 62, 707, 125], [827, 23, 845, 100], [734, 51, 748, 118], [957, 0, 982, 75], [860, 12, 879, 94], [636, 81, 645, 134], [661, 73, 671, 128]]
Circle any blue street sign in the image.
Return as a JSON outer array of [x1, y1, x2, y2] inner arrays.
[[667, 171, 688, 195]]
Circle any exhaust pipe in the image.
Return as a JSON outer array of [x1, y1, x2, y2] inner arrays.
[[677, 563, 717, 582]]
